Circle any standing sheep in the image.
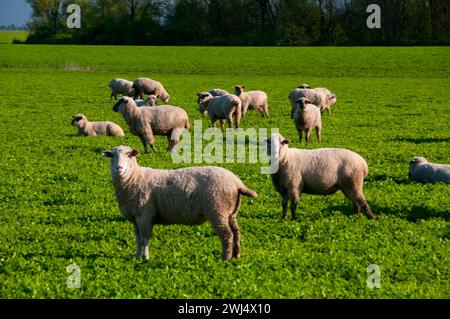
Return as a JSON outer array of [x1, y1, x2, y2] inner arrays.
[[209, 89, 230, 97], [113, 97, 189, 153], [409, 157, 450, 184], [71, 114, 124, 137], [293, 97, 322, 144], [265, 133, 373, 220], [233, 85, 269, 118], [101, 145, 258, 261], [288, 87, 336, 118], [133, 77, 170, 103], [197, 92, 242, 130], [109, 78, 134, 101]]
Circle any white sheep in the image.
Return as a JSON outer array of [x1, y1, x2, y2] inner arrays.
[[288, 87, 336, 118], [233, 85, 269, 118], [71, 114, 124, 137], [265, 133, 373, 220], [101, 145, 258, 261], [134, 95, 157, 107], [409, 157, 450, 184], [293, 97, 322, 144], [133, 77, 170, 103], [209, 89, 230, 97], [113, 97, 189, 153], [197, 92, 242, 130], [109, 78, 134, 101]]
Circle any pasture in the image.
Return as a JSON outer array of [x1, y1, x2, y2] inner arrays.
[[0, 30, 28, 44], [0, 45, 449, 298]]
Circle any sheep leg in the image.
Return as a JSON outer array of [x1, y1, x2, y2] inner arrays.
[[342, 189, 374, 219], [220, 119, 225, 132], [211, 119, 217, 128], [229, 214, 241, 258], [298, 130, 303, 143], [136, 222, 153, 261], [316, 126, 321, 143], [281, 197, 288, 220], [139, 136, 149, 154], [227, 115, 233, 129], [305, 128, 312, 144], [133, 222, 141, 259], [213, 221, 234, 261], [290, 201, 298, 221], [110, 92, 115, 101]]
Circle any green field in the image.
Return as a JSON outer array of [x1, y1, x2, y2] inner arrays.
[[0, 45, 449, 298], [0, 30, 28, 44]]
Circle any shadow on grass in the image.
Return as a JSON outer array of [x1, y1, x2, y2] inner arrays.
[[326, 203, 449, 222], [366, 174, 413, 185], [390, 137, 450, 144]]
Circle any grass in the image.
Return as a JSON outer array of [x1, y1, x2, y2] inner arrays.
[[0, 45, 449, 299], [0, 30, 28, 44]]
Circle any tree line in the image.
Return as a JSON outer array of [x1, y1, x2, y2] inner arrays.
[[24, 0, 450, 45]]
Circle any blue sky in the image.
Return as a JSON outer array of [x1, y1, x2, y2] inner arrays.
[[0, 0, 32, 26]]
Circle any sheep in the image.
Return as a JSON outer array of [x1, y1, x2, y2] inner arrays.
[[71, 114, 124, 137], [197, 92, 242, 130], [288, 87, 336, 118], [298, 83, 310, 89], [109, 78, 134, 101], [233, 85, 269, 118], [209, 89, 230, 97], [134, 95, 158, 107], [113, 97, 189, 154], [101, 145, 258, 261], [293, 97, 322, 144], [409, 157, 450, 184], [133, 77, 170, 103], [265, 133, 373, 220]]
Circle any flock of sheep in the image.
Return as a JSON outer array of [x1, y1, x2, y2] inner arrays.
[[69, 76, 450, 261]]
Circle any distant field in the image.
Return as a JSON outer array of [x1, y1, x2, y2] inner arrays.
[[0, 45, 449, 298], [0, 30, 28, 44]]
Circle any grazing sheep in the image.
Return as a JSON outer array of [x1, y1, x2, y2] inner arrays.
[[409, 157, 450, 184], [109, 78, 134, 101], [288, 87, 336, 118], [134, 95, 157, 107], [71, 114, 124, 137], [209, 89, 230, 97], [265, 133, 373, 220], [101, 145, 258, 261], [113, 97, 189, 153], [133, 77, 170, 103], [293, 97, 322, 144], [233, 85, 269, 118], [197, 92, 242, 130]]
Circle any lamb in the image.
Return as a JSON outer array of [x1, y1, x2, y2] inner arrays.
[[265, 133, 373, 220], [109, 78, 134, 101], [134, 95, 158, 107], [133, 77, 170, 103], [409, 157, 450, 184], [101, 145, 258, 261], [288, 87, 336, 118], [113, 97, 189, 153], [293, 97, 322, 144], [197, 92, 242, 130], [208, 89, 230, 97], [71, 114, 124, 137], [233, 85, 269, 118]]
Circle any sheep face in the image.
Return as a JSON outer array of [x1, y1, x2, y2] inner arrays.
[[233, 85, 245, 96], [295, 97, 310, 111], [409, 157, 429, 178], [101, 146, 140, 179], [196, 92, 213, 116], [113, 97, 133, 113], [71, 114, 86, 126], [328, 94, 337, 106], [145, 95, 158, 107], [298, 84, 310, 89], [265, 133, 290, 158]]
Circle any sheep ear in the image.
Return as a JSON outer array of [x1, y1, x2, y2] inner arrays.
[[101, 151, 113, 158], [281, 139, 290, 145], [129, 149, 140, 157]]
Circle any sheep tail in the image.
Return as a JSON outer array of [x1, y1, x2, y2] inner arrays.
[[238, 186, 258, 198]]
